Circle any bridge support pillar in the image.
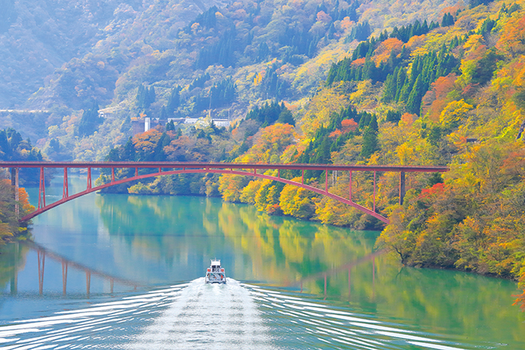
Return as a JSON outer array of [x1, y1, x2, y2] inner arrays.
[[373, 171, 376, 212], [349, 171, 352, 201], [399, 171, 406, 205], [11, 168, 19, 218], [38, 167, 45, 209], [87, 167, 92, 190], [325, 170, 328, 193], [63, 168, 69, 199]]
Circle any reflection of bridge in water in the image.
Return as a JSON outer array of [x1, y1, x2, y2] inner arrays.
[[290, 250, 384, 299], [12, 242, 142, 296]]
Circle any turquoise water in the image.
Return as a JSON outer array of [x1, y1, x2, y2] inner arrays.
[[0, 175, 524, 349]]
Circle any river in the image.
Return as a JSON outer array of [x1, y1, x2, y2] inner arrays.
[[0, 175, 524, 349]]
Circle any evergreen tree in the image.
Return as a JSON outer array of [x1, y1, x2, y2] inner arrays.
[[78, 103, 102, 137], [146, 87, 156, 108], [382, 71, 397, 103], [441, 13, 455, 27], [406, 75, 424, 115], [361, 116, 379, 159], [386, 110, 402, 123], [166, 87, 181, 114], [166, 120, 176, 131], [160, 106, 168, 120], [277, 109, 295, 126], [137, 85, 146, 108]]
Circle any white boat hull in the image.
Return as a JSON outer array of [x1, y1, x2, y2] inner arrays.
[[205, 272, 226, 284]]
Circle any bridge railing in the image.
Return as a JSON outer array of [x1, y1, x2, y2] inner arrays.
[[0, 162, 449, 223]]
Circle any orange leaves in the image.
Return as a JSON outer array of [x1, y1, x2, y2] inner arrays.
[[341, 118, 358, 133], [400, 113, 416, 127], [246, 123, 297, 163], [329, 129, 342, 138], [329, 119, 359, 138], [340, 17, 353, 31], [496, 15, 525, 56], [500, 148, 525, 176], [351, 57, 366, 66], [513, 289, 525, 311], [440, 5, 463, 16], [433, 74, 458, 99], [316, 11, 331, 23], [422, 74, 457, 121], [514, 272, 525, 311], [133, 128, 162, 154], [18, 188, 34, 214], [373, 38, 404, 65]]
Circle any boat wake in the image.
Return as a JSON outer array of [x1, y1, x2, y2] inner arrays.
[[0, 279, 274, 350], [127, 278, 273, 349]]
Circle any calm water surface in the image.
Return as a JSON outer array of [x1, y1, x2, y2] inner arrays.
[[0, 176, 524, 349]]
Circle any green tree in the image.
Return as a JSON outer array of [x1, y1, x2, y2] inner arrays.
[[361, 116, 379, 159], [77, 103, 102, 137]]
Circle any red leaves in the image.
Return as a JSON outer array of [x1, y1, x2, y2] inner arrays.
[[419, 183, 446, 199]]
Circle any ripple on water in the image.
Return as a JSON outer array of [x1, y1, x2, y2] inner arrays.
[[0, 280, 510, 349]]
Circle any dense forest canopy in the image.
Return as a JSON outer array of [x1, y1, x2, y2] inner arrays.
[[1, 0, 525, 308]]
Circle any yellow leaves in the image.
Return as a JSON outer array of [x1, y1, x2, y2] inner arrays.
[[218, 174, 247, 202], [240, 180, 263, 205], [396, 143, 415, 165], [191, 22, 200, 35], [407, 35, 427, 57], [299, 85, 349, 138], [349, 80, 373, 104], [463, 34, 484, 53], [0, 223, 12, 239], [439, 99, 473, 129], [253, 71, 263, 86], [279, 178, 316, 219]]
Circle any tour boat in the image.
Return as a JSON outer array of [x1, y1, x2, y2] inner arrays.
[[205, 259, 226, 284]]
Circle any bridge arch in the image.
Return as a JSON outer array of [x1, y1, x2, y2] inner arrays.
[[20, 168, 389, 223]]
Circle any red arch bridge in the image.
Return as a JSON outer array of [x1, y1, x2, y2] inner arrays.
[[0, 162, 448, 224]]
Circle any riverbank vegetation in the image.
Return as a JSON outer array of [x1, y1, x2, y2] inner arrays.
[[0, 179, 33, 246], [0, 128, 40, 245]]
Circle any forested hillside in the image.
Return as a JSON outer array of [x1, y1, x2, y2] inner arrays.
[[93, 0, 525, 308], [1, 0, 525, 306]]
